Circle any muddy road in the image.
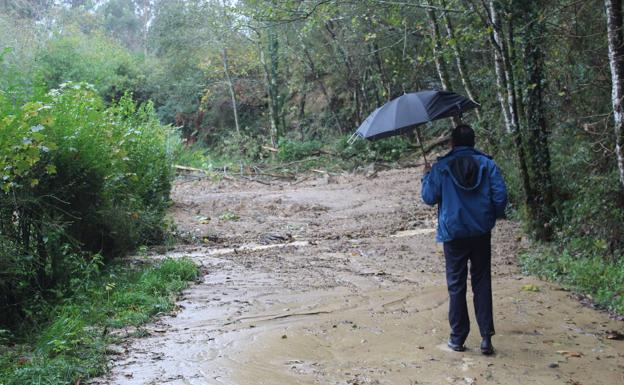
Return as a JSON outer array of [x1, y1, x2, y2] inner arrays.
[[94, 167, 624, 385]]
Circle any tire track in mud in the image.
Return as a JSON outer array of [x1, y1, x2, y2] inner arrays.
[[93, 167, 624, 385]]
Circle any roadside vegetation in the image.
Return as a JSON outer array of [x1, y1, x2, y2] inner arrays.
[[0, 79, 199, 382], [0, 82, 175, 326], [521, 247, 624, 315], [0, 257, 198, 385], [0, 24, 198, 381]]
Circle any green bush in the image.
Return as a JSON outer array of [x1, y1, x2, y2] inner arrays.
[[335, 135, 411, 163], [37, 28, 146, 103], [170, 138, 211, 170], [278, 138, 323, 161], [215, 131, 264, 163], [368, 136, 411, 162], [0, 82, 174, 328]]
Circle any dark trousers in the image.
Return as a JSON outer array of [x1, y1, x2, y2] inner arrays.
[[443, 232, 494, 344]]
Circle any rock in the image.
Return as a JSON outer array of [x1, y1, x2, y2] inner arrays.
[[556, 350, 583, 358], [260, 233, 293, 244]]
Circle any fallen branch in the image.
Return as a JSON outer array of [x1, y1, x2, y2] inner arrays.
[[174, 164, 208, 174], [174, 165, 238, 182], [262, 145, 278, 153]]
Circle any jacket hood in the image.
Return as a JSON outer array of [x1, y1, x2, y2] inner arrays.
[[441, 147, 486, 191]]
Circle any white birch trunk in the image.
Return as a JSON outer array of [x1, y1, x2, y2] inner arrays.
[[440, 0, 482, 121], [427, 7, 451, 91], [605, 0, 624, 188], [492, 44, 512, 132], [221, 47, 241, 135], [220, 0, 240, 135], [426, 2, 460, 126], [489, 0, 518, 133], [260, 47, 278, 148]]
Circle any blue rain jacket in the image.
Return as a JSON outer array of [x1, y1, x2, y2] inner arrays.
[[421, 146, 507, 242]]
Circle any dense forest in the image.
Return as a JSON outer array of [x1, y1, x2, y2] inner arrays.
[[1, 0, 624, 383]]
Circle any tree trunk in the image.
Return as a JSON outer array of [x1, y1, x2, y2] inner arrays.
[[492, 41, 513, 132], [468, 0, 511, 132], [259, 45, 278, 147], [520, 0, 554, 240], [440, 0, 482, 122], [491, 0, 532, 204], [470, 0, 532, 208], [489, 0, 520, 133], [267, 26, 281, 143], [220, 0, 240, 134], [141, 0, 151, 57], [426, 6, 452, 90], [506, 14, 527, 128], [606, 0, 624, 189], [426, 2, 460, 126], [221, 48, 240, 135]]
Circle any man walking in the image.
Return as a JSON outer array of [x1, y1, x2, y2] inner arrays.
[[421, 124, 507, 355]]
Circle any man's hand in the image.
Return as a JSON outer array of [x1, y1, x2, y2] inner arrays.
[[423, 161, 432, 174]]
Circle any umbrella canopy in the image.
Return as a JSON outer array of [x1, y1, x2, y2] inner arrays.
[[353, 90, 479, 141]]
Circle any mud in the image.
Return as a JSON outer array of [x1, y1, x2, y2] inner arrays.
[[93, 167, 624, 385]]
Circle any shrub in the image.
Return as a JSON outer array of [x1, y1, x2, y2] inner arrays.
[[278, 138, 323, 161], [335, 134, 411, 163], [0, 82, 174, 328], [36, 28, 146, 103]]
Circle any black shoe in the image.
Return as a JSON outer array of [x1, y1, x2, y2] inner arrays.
[[480, 337, 494, 355], [447, 340, 466, 352]]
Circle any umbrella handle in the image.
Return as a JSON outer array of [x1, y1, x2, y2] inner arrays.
[[415, 127, 429, 167]]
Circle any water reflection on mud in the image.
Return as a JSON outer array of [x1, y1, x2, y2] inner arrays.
[[95, 168, 624, 385]]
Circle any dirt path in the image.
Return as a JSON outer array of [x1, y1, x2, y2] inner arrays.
[[94, 167, 624, 385]]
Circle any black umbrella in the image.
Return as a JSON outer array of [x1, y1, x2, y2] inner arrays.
[[350, 90, 479, 164], [353, 90, 479, 140]]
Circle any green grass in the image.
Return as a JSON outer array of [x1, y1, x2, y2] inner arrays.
[[0, 257, 199, 385], [520, 243, 624, 315]]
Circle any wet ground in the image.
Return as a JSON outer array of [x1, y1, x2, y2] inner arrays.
[[93, 166, 624, 385]]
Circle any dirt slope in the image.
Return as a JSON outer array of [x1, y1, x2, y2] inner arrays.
[[93, 166, 624, 385]]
